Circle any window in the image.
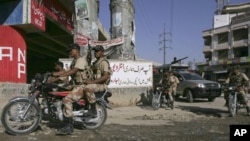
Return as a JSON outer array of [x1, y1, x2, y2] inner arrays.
[[218, 32, 228, 44]]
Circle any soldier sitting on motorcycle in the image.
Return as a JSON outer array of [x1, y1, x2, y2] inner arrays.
[[159, 69, 179, 109], [47, 61, 69, 88], [83, 45, 112, 117], [54, 43, 93, 135], [224, 65, 250, 116]]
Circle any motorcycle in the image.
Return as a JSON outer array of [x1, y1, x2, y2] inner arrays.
[[1, 73, 112, 135], [226, 84, 244, 117], [151, 85, 173, 110]]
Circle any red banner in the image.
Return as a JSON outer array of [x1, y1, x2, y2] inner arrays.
[[89, 37, 124, 49], [0, 26, 26, 83], [75, 33, 88, 46], [31, 0, 45, 31], [43, 0, 73, 31]]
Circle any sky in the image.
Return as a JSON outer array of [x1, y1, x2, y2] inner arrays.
[[99, 0, 250, 65]]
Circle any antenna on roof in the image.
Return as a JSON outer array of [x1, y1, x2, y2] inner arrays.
[[215, 0, 230, 15]]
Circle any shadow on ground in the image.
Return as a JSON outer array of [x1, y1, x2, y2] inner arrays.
[[176, 105, 228, 118], [174, 97, 217, 103]]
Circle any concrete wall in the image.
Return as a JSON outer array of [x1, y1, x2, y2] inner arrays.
[[0, 83, 29, 115], [108, 87, 153, 107], [0, 83, 153, 110]]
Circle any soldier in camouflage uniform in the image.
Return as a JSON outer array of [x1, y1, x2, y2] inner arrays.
[[159, 70, 179, 109], [83, 45, 112, 117], [55, 43, 92, 135], [225, 65, 250, 116], [223, 69, 233, 106], [170, 71, 180, 97]]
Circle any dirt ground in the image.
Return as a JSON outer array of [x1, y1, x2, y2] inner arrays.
[[0, 96, 250, 141]]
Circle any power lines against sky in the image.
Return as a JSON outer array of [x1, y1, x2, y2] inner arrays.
[[135, 0, 175, 63]]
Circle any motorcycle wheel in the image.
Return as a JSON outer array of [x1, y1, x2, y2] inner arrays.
[[152, 94, 161, 110], [228, 94, 237, 117], [84, 102, 107, 130], [1, 99, 41, 135]]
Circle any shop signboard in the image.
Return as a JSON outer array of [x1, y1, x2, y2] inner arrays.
[[0, 26, 26, 83], [59, 59, 153, 88]]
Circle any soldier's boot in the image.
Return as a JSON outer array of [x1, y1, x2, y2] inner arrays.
[[170, 100, 174, 110], [162, 95, 168, 103], [56, 117, 74, 135], [224, 100, 229, 107], [246, 106, 250, 116], [87, 103, 97, 118]]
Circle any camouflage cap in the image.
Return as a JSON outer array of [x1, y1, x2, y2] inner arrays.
[[67, 43, 80, 52]]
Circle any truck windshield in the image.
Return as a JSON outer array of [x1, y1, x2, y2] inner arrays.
[[181, 73, 204, 80]]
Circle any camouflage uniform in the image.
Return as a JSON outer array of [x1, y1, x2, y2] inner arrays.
[[162, 72, 179, 104], [171, 75, 179, 96], [84, 57, 112, 103], [225, 72, 249, 105], [162, 72, 179, 101], [48, 70, 68, 87], [63, 57, 91, 118]]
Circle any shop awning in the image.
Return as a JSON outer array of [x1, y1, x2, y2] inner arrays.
[[213, 70, 227, 74]]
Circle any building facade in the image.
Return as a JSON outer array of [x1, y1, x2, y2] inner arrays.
[[0, 0, 141, 106], [0, 0, 110, 83], [199, 2, 250, 82]]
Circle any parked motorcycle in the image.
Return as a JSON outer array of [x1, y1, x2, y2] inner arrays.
[[226, 84, 244, 117], [1, 73, 112, 135], [152, 85, 173, 110]]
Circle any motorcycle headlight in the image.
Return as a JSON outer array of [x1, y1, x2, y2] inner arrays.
[[156, 87, 161, 90], [228, 86, 236, 90], [29, 79, 36, 90]]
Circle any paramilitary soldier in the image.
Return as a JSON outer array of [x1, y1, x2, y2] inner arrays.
[[225, 65, 250, 116], [159, 70, 179, 109], [55, 43, 93, 135], [83, 45, 112, 117]]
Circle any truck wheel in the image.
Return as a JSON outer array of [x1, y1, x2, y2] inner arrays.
[[186, 90, 194, 103], [208, 97, 215, 102]]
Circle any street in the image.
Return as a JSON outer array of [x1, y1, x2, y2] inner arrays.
[[0, 96, 250, 141]]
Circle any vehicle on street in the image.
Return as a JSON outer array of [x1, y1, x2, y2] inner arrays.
[[152, 84, 173, 110], [153, 70, 222, 103], [174, 71, 222, 102], [1, 73, 112, 135], [226, 84, 245, 117]]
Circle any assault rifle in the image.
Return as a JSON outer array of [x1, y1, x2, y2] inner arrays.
[[86, 39, 92, 66]]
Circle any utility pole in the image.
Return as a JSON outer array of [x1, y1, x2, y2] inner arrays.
[[159, 24, 172, 65], [109, 0, 135, 60]]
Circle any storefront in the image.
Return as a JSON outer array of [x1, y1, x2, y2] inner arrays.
[[0, 0, 74, 82]]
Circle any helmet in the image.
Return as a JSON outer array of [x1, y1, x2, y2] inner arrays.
[[233, 65, 241, 71]]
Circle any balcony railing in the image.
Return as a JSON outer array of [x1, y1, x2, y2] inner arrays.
[[232, 12, 250, 24], [203, 46, 212, 52], [232, 39, 248, 48], [211, 56, 250, 65], [215, 42, 229, 50]]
